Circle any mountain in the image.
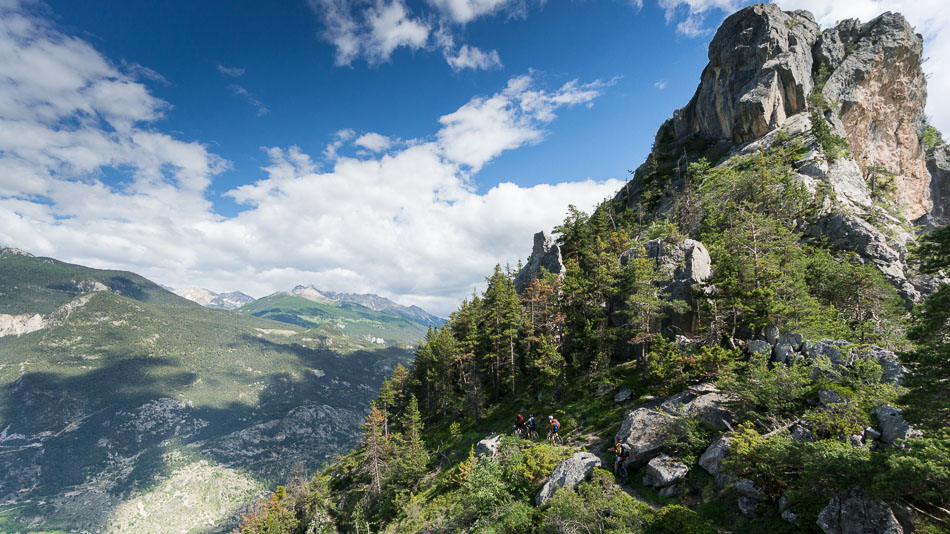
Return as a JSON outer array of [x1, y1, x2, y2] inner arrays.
[[237, 291, 431, 348], [172, 286, 256, 309], [0, 249, 413, 533], [233, 6, 949, 534], [290, 284, 444, 327]]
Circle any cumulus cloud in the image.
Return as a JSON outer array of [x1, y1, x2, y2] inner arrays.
[[425, 0, 511, 24], [354, 132, 393, 152], [445, 44, 503, 70], [306, 0, 429, 66], [0, 2, 623, 316], [654, 80, 667, 90]]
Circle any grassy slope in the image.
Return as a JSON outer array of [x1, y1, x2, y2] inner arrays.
[[238, 293, 429, 347]]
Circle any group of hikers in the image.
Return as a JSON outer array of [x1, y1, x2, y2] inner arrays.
[[513, 412, 632, 481], [512, 412, 561, 444]]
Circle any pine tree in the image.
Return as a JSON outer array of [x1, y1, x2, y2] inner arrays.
[[392, 395, 429, 487], [360, 404, 389, 499]]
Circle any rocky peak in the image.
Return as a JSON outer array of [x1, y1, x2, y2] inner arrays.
[[514, 231, 567, 293], [672, 4, 820, 144], [0, 246, 34, 257]]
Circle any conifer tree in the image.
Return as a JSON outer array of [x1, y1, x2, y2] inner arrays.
[[360, 405, 389, 499], [392, 395, 429, 487]]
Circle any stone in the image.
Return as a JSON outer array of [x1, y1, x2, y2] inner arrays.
[[615, 408, 675, 465], [619, 238, 712, 336], [699, 434, 730, 476], [657, 385, 736, 429], [779, 494, 792, 512], [764, 324, 780, 344], [475, 434, 502, 459], [535, 452, 602, 506], [782, 509, 800, 525], [790, 420, 816, 443], [514, 231, 567, 293], [642, 454, 688, 487], [875, 405, 922, 445], [850, 434, 865, 447], [747, 340, 772, 356], [864, 426, 881, 442], [773, 342, 795, 364], [806, 339, 853, 368], [817, 487, 903, 534], [734, 478, 763, 500], [672, 4, 820, 144], [818, 389, 845, 406], [778, 333, 804, 351], [658, 485, 682, 497], [614, 388, 632, 403], [853, 346, 908, 385]]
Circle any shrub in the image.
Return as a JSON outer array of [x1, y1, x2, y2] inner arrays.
[[646, 505, 716, 534]]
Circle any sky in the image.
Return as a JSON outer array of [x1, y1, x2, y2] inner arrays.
[[1, 0, 948, 317]]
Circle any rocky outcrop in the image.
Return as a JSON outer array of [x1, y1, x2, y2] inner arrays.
[[699, 434, 730, 477], [616, 384, 736, 466], [514, 232, 567, 293], [926, 144, 950, 226], [818, 13, 929, 220], [0, 313, 45, 338], [817, 487, 904, 534], [0, 246, 33, 257], [535, 452, 602, 506], [619, 238, 712, 336], [672, 5, 820, 144]]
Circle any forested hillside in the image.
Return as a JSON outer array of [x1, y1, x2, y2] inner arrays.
[[235, 5, 949, 534]]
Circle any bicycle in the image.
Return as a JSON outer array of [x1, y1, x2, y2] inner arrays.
[[512, 425, 525, 439], [527, 428, 539, 441], [547, 431, 562, 446], [613, 459, 629, 484]]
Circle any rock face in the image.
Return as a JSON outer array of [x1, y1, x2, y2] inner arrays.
[[535, 452, 602, 506], [926, 144, 950, 226], [514, 231, 567, 293], [619, 238, 712, 336], [817, 487, 904, 534], [672, 5, 820, 144], [0, 313, 45, 337], [819, 13, 929, 220]]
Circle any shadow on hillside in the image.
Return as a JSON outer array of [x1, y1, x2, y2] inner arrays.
[[0, 336, 413, 531]]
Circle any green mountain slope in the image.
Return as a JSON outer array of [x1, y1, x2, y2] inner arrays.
[[238, 293, 429, 347], [0, 253, 413, 534]]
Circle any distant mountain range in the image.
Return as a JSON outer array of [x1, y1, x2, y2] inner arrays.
[[289, 284, 444, 326], [0, 247, 413, 533], [171, 286, 255, 310]]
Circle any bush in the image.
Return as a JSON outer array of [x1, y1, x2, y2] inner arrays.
[[646, 505, 716, 534], [539, 469, 653, 533]]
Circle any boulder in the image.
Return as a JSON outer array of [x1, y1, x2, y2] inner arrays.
[[657, 384, 736, 429], [747, 340, 772, 356], [535, 452, 602, 506], [738, 496, 759, 517], [773, 342, 795, 364], [699, 434, 730, 476], [642, 454, 688, 488], [778, 332, 804, 351], [806, 339, 853, 368], [475, 434, 502, 459], [818, 389, 846, 406], [658, 485, 683, 497], [615, 408, 675, 465], [863, 426, 881, 443], [514, 232, 566, 293], [619, 238, 712, 336], [854, 346, 908, 385], [671, 4, 820, 144], [817, 487, 903, 534], [764, 325, 780, 344], [875, 405, 922, 445], [790, 420, 816, 443]]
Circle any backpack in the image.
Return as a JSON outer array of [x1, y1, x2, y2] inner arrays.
[[551, 419, 560, 432], [617, 443, 630, 458]]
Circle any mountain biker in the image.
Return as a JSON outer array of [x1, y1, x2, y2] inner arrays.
[[613, 437, 630, 476], [514, 412, 526, 436], [526, 414, 537, 438], [548, 415, 561, 443]]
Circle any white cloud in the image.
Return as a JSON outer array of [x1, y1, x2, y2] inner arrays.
[[654, 80, 667, 90], [306, 0, 429, 66], [228, 84, 269, 117], [354, 132, 393, 152], [0, 1, 623, 317], [216, 64, 245, 77], [445, 44, 503, 70], [425, 0, 512, 24], [773, 0, 950, 135]]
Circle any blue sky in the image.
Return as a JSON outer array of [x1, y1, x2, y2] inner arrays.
[[2, 0, 947, 316]]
